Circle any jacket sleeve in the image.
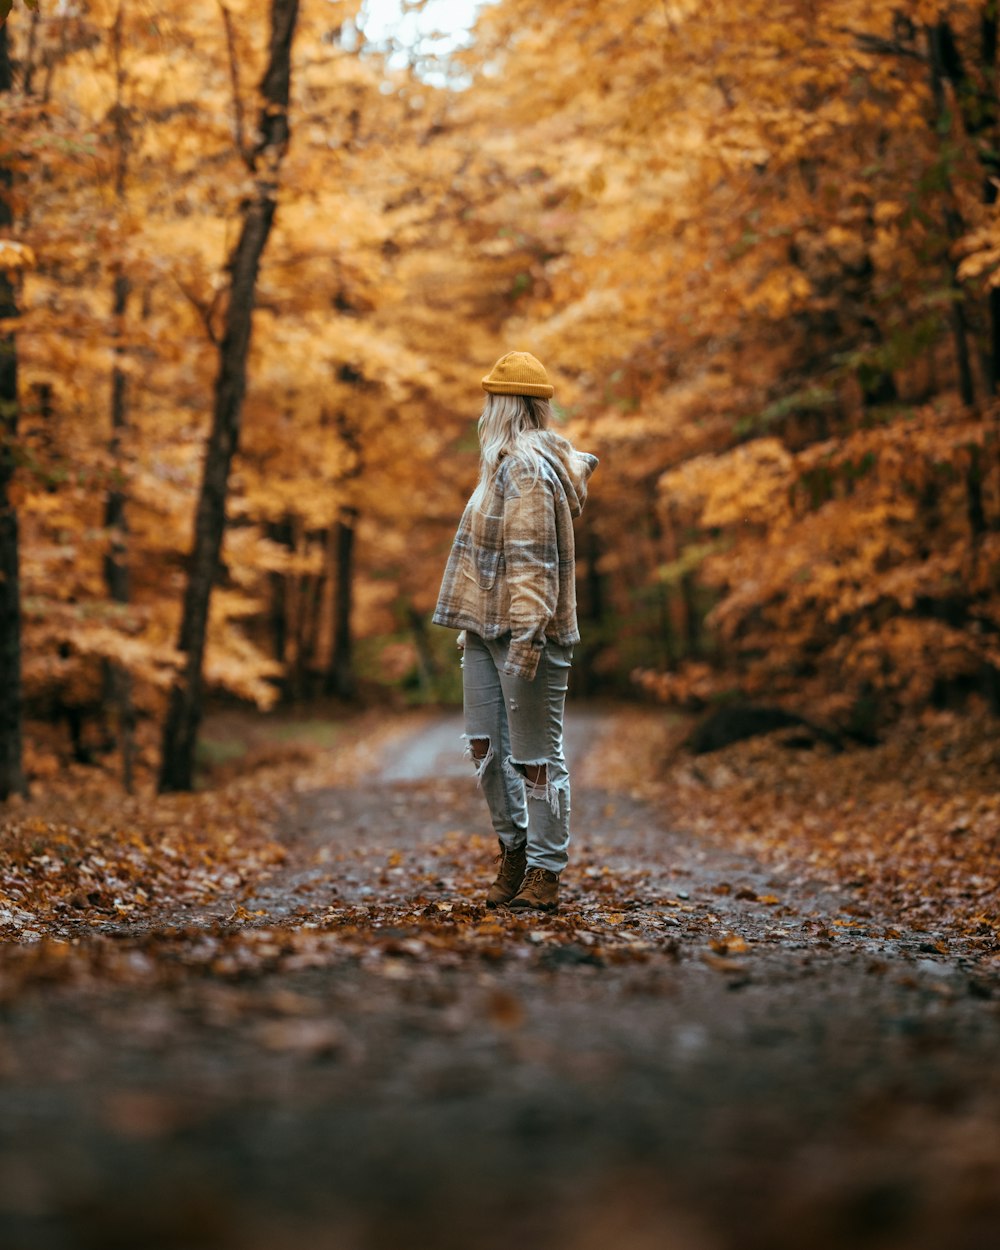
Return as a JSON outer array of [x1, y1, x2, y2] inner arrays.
[[501, 464, 559, 681]]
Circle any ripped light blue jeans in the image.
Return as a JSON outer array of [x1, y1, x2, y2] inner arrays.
[[461, 631, 573, 875]]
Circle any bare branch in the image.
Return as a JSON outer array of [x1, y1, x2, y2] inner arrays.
[[171, 274, 221, 346], [836, 27, 927, 63], [218, 2, 251, 169]]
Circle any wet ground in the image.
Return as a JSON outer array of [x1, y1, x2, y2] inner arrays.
[[0, 710, 998, 1250]]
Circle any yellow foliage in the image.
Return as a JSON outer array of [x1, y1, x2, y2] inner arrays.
[[0, 239, 35, 271], [661, 440, 795, 530], [6, 0, 1000, 733]]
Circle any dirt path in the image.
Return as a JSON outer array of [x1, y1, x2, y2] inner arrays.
[[377, 708, 601, 781], [0, 708, 998, 1250]]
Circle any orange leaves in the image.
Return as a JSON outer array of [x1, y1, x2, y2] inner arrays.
[[746, 268, 814, 321], [0, 747, 296, 942], [709, 932, 749, 955], [660, 438, 794, 530], [956, 214, 1000, 289], [654, 707, 1000, 947], [644, 396, 1000, 719], [0, 239, 35, 273], [633, 662, 725, 711], [0, 1, 38, 25], [832, 619, 976, 705]]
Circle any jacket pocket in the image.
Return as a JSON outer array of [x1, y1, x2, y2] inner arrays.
[[463, 546, 500, 590], [463, 511, 503, 590]]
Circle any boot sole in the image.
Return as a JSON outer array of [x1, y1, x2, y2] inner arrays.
[[509, 900, 558, 913]]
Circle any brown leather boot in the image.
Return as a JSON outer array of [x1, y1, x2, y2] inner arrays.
[[510, 866, 559, 913], [486, 840, 527, 908]]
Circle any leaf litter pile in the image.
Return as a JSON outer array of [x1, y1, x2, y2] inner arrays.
[[640, 707, 1000, 951]]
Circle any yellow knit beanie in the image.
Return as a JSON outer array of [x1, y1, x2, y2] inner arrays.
[[481, 351, 554, 399]]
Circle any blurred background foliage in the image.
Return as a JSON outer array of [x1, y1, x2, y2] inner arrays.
[[4, 0, 1000, 785]]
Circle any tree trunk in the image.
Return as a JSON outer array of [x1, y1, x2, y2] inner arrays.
[[103, 3, 135, 791], [858, 358, 898, 409], [408, 605, 438, 698], [298, 565, 323, 697], [324, 392, 363, 700], [967, 442, 987, 546], [982, 7, 1000, 390], [680, 571, 702, 660], [577, 523, 606, 696], [926, 24, 979, 407], [921, 14, 1000, 397], [650, 507, 678, 669], [268, 515, 292, 672], [284, 513, 303, 699], [159, 0, 300, 792], [987, 289, 1000, 395], [104, 267, 136, 791], [326, 507, 357, 699], [0, 25, 27, 802], [950, 294, 977, 408]]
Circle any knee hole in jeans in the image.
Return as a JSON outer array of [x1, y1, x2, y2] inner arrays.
[[463, 735, 495, 787]]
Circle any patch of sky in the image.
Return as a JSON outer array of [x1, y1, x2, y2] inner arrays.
[[345, 0, 499, 90]]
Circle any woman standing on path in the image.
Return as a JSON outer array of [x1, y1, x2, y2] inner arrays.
[[432, 352, 598, 912]]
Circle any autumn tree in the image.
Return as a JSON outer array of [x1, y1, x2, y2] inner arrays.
[[158, 0, 301, 792], [4, 1, 484, 784], [0, 21, 28, 800]]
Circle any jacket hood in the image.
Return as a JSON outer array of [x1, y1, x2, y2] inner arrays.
[[536, 430, 599, 518]]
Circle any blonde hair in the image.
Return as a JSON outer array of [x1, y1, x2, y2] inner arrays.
[[469, 392, 552, 512]]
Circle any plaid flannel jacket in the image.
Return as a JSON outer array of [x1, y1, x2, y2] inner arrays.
[[432, 432, 598, 681]]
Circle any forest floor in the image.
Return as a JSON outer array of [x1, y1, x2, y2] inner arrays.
[[0, 703, 998, 1250]]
